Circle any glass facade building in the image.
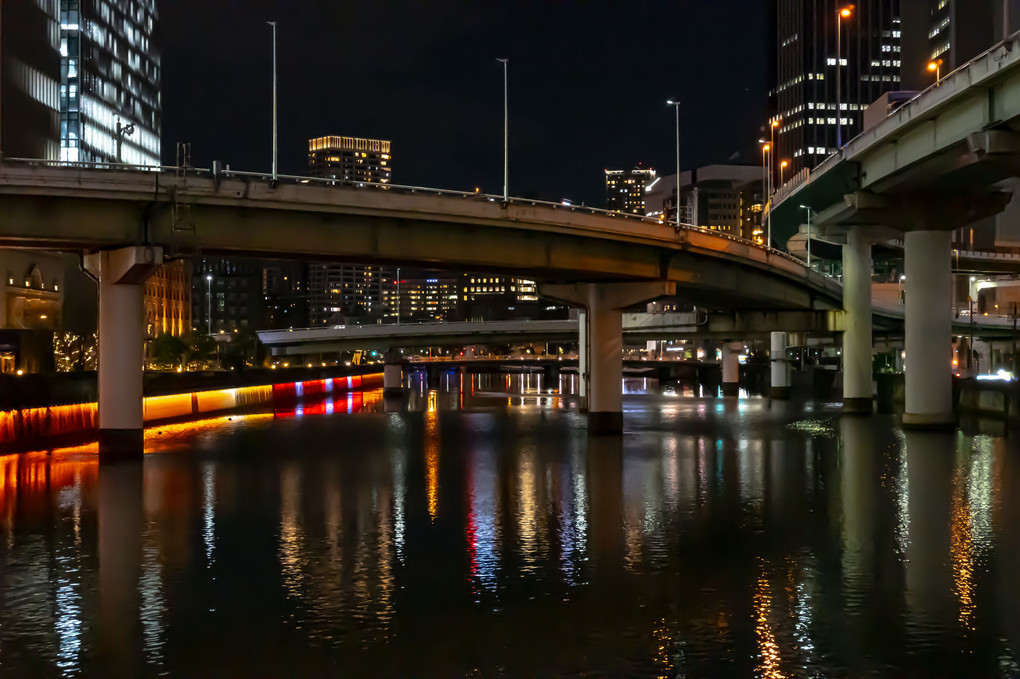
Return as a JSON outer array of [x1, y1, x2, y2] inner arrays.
[[771, 0, 903, 175], [0, 0, 61, 159], [59, 0, 160, 165]]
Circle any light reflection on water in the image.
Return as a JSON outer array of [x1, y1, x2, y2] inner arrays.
[[0, 372, 1017, 675]]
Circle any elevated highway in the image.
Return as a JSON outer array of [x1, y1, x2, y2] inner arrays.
[[769, 31, 1020, 426]]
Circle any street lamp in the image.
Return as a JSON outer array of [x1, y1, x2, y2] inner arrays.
[[268, 21, 278, 181], [928, 58, 943, 85], [780, 159, 789, 185], [800, 204, 813, 267], [115, 117, 135, 164], [497, 58, 509, 202], [836, 5, 854, 149], [760, 141, 772, 247], [667, 99, 682, 226], [205, 274, 213, 335]]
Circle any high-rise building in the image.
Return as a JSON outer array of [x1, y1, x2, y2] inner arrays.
[[383, 272, 461, 323], [0, 0, 61, 159], [605, 167, 656, 214], [58, 0, 160, 165], [771, 0, 903, 175], [308, 136, 391, 184], [306, 135, 395, 325], [927, 0, 1016, 70], [263, 262, 308, 329], [462, 275, 543, 321], [192, 259, 263, 335]]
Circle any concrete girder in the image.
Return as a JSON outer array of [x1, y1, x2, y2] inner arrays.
[[811, 191, 1011, 237]]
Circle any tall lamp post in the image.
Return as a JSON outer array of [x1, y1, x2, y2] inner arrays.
[[667, 100, 682, 226], [800, 204, 813, 267], [760, 141, 772, 247], [836, 5, 854, 149], [927, 58, 943, 85], [115, 117, 135, 164], [205, 274, 213, 335], [268, 21, 278, 181], [497, 58, 509, 202], [779, 159, 789, 186]]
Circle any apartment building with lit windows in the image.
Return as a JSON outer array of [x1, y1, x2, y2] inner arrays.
[[605, 167, 656, 214], [770, 0, 903, 175], [58, 0, 160, 165]]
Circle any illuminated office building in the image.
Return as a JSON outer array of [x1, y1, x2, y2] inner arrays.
[[58, 0, 160, 165], [307, 136, 394, 325], [462, 276, 543, 321], [927, 0, 1014, 69], [308, 136, 392, 184], [0, 1, 61, 159], [771, 0, 903, 175], [605, 167, 656, 214]]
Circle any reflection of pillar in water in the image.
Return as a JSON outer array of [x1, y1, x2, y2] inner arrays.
[[904, 431, 955, 633], [586, 435, 623, 572], [98, 460, 144, 674], [840, 416, 876, 599]]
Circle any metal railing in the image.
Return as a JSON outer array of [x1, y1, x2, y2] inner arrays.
[[0, 156, 814, 270]]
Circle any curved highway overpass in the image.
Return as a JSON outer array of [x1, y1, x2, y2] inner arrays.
[[0, 161, 840, 310]]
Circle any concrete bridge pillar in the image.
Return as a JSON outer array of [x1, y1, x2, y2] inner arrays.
[[904, 230, 954, 428], [722, 342, 742, 397], [383, 348, 403, 397], [770, 331, 791, 399], [578, 310, 588, 410], [842, 229, 874, 413], [85, 246, 162, 462], [541, 281, 675, 434]]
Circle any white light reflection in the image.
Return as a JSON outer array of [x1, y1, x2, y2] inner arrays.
[[894, 430, 910, 558], [279, 466, 304, 598], [392, 447, 406, 564], [202, 463, 216, 568], [469, 445, 500, 592], [54, 480, 83, 675]]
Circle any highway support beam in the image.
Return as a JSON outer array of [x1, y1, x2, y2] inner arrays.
[[770, 331, 791, 399], [842, 229, 873, 413], [541, 281, 675, 434], [904, 230, 954, 428], [722, 342, 741, 397], [85, 246, 163, 462]]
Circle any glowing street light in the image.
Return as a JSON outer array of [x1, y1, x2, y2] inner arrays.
[[837, 5, 854, 148], [667, 99, 682, 226], [928, 58, 944, 84], [760, 140, 772, 247], [780, 159, 789, 185]]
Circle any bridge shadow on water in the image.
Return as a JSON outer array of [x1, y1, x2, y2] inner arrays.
[[0, 372, 1018, 676]]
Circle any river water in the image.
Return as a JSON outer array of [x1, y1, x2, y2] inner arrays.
[[0, 372, 1018, 677]]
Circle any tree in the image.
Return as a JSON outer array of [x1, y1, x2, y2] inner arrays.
[[150, 333, 188, 370]]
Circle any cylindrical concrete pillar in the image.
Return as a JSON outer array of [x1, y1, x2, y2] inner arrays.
[[770, 331, 790, 399], [842, 229, 874, 413], [383, 348, 403, 397], [587, 289, 623, 433], [722, 342, 741, 397], [578, 310, 589, 408], [97, 270, 145, 459], [904, 229, 954, 428]]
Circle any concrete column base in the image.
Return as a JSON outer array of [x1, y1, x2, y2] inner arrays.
[[843, 397, 874, 414], [721, 383, 740, 397], [902, 412, 955, 429], [98, 429, 144, 463], [588, 411, 623, 434], [770, 386, 791, 400]]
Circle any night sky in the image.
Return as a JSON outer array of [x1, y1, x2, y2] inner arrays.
[[160, 1, 768, 207]]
